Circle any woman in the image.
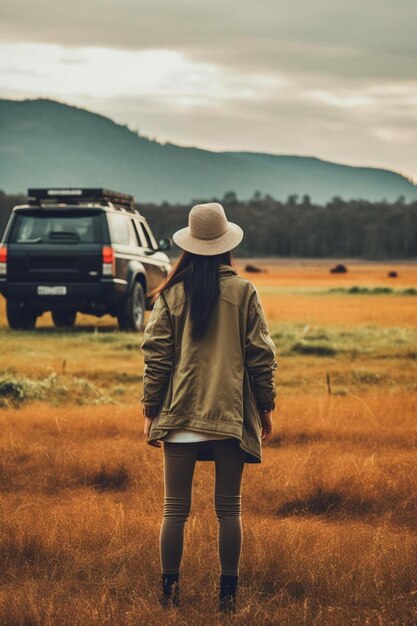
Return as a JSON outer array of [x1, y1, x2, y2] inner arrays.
[[140, 202, 278, 614]]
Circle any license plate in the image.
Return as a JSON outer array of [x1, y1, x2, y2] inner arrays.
[[37, 285, 67, 295]]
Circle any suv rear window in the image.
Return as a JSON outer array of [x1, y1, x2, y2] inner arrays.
[[10, 210, 102, 244]]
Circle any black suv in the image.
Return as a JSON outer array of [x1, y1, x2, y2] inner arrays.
[[0, 188, 172, 331]]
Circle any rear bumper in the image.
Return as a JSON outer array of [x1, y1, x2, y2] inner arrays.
[[0, 278, 128, 313]]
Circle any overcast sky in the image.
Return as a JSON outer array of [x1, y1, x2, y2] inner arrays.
[[1, 0, 416, 180]]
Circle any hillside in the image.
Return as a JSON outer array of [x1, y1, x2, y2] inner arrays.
[[0, 98, 416, 203]]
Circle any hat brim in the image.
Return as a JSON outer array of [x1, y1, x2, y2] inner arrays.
[[172, 222, 244, 256]]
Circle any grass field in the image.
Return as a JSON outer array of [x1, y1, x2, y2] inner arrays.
[[0, 259, 416, 625]]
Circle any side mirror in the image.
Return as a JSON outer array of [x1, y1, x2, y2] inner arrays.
[[158, 237, 172, 251]]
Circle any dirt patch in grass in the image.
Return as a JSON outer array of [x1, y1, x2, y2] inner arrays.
[[290, 342, 336, 357], [277, 486, 374, 518], [83, 463, 131, 492]]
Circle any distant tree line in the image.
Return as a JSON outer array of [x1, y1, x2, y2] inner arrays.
[[1, 190, 417, 259], [142, 192, 417, 259]]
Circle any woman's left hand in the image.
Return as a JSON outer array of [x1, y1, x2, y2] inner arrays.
[[143, 416, 162, 447]]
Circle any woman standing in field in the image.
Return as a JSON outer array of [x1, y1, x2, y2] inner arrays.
[[141, 202, 278, 614]]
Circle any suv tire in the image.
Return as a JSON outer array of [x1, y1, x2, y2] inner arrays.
[[52, 310, 77, 328], [118, 281, 146, 332], [6, 300, 37, 330]]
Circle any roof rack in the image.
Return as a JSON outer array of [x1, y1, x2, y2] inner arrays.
[[27, 188, 137, 212]]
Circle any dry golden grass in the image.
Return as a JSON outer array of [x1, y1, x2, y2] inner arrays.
[[261, 292, 417, 327], [1, 397, 416, 625], [0, 260, 416, 625], [236, 259, 417, 288]]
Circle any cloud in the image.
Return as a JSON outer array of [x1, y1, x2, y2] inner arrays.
[[1, 0, 417, 81], [1, 1, 416, 181], [0, 43, 287, 105]]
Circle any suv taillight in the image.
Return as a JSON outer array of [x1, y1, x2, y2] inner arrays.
[[102, 245, 115, 276], [0, 245, 7, 276]]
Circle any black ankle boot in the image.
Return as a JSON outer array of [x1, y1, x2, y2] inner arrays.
[[160, 572, 180, 608], [219, 573, 238, 614]]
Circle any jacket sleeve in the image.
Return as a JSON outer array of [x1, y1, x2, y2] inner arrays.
[[245, 285, 278, 411], [140, 292, 174, 410]]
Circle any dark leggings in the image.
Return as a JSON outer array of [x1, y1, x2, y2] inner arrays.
[[160, 437, 246, 576]]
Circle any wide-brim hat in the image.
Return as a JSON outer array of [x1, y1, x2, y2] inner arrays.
[[172, 202, 244, 255]]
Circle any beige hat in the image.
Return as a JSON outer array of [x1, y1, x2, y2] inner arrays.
[[172, 202, 244, 255]]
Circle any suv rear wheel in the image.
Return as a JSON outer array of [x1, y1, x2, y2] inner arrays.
[[6, 300, 37, 330], [51, 310, 77, 328], [117, 281, 145, 332]]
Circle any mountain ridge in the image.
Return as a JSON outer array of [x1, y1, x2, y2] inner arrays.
[[0, 98, 416, 203]]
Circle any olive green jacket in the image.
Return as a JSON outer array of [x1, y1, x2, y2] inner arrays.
[[140, 264, 278, 463]]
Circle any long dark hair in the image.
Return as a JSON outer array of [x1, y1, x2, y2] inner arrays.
[[147, 250, 235, 340]]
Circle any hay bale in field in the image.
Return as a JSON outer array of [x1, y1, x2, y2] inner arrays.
[[245, 264, 267, 273], [330, 263, 348, 274], [388, 271, 398, 278]]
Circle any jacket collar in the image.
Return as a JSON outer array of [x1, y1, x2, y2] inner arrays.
[[219, 264, 238, 276]]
